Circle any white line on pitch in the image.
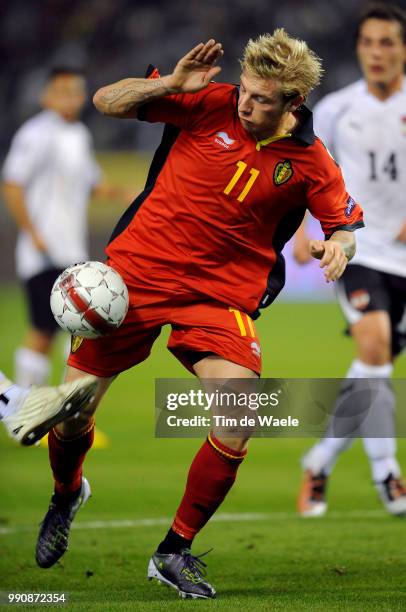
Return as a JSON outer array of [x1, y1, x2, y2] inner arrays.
[[0, 510, 388, 536]]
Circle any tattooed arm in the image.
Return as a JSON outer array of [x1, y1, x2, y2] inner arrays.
[[93, 77, 174, 118], [93, 39, 223, 119]]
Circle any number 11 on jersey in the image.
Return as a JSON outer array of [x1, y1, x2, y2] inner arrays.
[[224, 161, 260, 202]]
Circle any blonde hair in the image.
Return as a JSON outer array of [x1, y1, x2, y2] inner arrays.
[[240, 28, 323, 98]]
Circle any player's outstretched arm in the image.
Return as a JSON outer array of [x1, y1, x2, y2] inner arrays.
[[309, 230, 355, 282], [91, 181, 136, 204], [93, 39, 223, 119], [2, 182, 47, 252]]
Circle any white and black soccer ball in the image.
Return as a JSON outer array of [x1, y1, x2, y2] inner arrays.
[[50, 261, 129, 339]]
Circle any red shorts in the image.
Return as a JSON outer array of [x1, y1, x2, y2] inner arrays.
[[67, 264, 262, 378]]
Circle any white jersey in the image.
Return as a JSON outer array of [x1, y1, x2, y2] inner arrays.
[[2, 110, 101, 280], [313, 78, 406, 277]]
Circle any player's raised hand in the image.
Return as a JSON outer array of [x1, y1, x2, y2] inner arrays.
[[309, 239, 348, 282], [166, 40, 223, 93]]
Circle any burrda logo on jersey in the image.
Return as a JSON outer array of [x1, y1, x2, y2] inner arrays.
[[251, 341, 261, 358], [214, 131, 236, 149]]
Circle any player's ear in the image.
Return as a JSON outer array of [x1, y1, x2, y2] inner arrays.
[[285, 94, 304, 112]]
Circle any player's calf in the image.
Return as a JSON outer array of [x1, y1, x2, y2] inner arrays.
[[56, 368, 114, 438]]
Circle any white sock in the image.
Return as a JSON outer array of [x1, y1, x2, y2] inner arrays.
[[302, 436, 354, 475], [350, 360, 398, 482], [0, 376, 29, 419], [362, 442, 400, 481], [348, 359, 393, 379], [15, 347, 51, 387], [302, 359, 394, 476]]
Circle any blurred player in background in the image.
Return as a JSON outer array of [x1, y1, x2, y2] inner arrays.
[[296, 3, 406, 517], [34, 31, 363, 598], [1, 67, 133, 388]]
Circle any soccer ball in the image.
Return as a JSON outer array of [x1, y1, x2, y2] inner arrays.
[[50, 261, 129, 339]]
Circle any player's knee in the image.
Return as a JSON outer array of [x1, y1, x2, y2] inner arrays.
[[214, 434, 250, 452], [357, 337, 391, 365], [212, 408, 255, 448], [55, 400, 98, 438], [55, 415, 93, 438], [352, 313, 392, 364]]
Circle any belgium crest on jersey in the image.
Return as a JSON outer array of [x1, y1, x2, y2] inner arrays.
[[71, 335, 84, 353], [273, 160, 293, 186]]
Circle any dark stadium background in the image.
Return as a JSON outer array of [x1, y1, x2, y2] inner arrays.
[[1, 2, 406, 610], [0, 0, 405, 291]]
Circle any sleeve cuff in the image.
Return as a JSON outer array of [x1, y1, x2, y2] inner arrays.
[[324, 220, 365, 239]]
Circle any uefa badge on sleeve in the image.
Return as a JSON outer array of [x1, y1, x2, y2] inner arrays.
[[345, 196, 356, 218]]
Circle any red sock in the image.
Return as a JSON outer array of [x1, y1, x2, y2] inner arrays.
[[48, 421, 95, 495], [172, 433, 247, 540]]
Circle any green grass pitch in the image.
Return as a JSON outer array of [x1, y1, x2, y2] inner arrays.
[[1, 286, 406, 611]]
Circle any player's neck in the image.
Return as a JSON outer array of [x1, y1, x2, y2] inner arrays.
[[283, 112, 299, 135], [367, 74, 404, 101], [255, 112, 298, 141], [42, 105, 78, 123]]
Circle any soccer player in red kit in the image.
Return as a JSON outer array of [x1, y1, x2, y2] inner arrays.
[[35, 30, 363, 598]]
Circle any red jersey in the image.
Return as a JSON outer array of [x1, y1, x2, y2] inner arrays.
[[106, 81, 364, 316]]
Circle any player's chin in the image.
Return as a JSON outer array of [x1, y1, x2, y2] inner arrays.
[[239, 117, 255, 133]]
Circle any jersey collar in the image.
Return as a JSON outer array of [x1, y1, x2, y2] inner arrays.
[[255, 133, 292, 151], [251, 106, 315, 149], [290, 105, 315, 146]]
